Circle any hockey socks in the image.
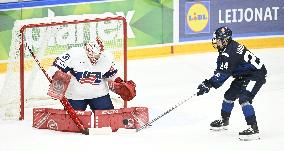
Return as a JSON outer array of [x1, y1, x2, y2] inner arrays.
[[210, 99, 234, 131], [241, 102, 257, 125], [221, 99, 234, 119]]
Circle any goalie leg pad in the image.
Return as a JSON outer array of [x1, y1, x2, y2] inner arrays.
[[93, 107, 149, 132], [33, 108, 92, 132]]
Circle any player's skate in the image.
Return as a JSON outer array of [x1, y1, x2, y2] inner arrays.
[[210, 118, 229, 131], [239, 124, 260, 141]]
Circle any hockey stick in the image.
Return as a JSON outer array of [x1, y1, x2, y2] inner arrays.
[[136, 93, 197, 132], [27, 46, 89, 135]]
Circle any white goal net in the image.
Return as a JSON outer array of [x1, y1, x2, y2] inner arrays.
[[0, 14, 127, 120]]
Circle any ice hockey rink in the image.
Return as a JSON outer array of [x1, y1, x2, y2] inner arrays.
[[0, 47, 283, 151]]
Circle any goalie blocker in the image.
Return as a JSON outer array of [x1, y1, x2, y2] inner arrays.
[[47, 70, 71, 100]]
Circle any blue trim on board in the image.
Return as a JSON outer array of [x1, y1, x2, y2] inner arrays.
[[180, 32, 284, 42], [0, 0, 104, 10]]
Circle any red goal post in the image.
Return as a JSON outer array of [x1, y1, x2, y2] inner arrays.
[[0, 15, 128, 120]]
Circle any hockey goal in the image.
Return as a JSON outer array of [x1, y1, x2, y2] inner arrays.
[[0, 14, 127, 120]]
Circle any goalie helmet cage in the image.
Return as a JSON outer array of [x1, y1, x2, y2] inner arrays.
[[0, 15, 128, 120]]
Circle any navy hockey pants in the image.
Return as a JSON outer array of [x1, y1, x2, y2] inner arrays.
[[224, 77, 266, 104], [68, 94, 114, 111]]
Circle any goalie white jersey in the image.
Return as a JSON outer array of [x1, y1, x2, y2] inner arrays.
[[49, 47, 118, 100]]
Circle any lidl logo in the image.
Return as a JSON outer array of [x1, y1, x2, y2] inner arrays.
[[185, 1, 210, 34]]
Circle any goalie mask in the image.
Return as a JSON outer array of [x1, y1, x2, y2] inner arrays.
[[84, 37, 104, 64]]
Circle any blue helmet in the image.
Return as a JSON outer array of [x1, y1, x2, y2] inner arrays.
[[212, 26, 232, 50]]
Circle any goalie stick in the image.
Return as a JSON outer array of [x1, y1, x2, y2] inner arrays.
[[27, 46, 89, 135], [136, 93, 197, 132]]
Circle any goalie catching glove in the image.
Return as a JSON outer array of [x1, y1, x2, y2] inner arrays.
[[109, 77, 136, 101], [47, 70, 71, 100]]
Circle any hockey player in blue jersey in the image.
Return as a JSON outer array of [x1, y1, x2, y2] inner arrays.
[[196, 26, 267, 141]]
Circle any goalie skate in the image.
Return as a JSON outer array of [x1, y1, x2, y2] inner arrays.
[[239, 125, 260, 141], [210, 118, 229, 131]]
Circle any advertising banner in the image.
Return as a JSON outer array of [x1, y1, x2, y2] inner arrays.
[[180, 0, 284, 42], [0, 0, 173, 60]]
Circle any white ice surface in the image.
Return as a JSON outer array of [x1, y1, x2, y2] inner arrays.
[[0, 47, 284, 151]]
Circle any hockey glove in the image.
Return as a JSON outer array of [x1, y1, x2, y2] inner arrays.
[[48, 70, 71, 100], [109, 77, 136, 101], [197, 79, 212, 96]]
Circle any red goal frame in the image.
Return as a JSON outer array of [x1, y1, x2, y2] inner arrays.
[[18, 16, 128, 120]]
